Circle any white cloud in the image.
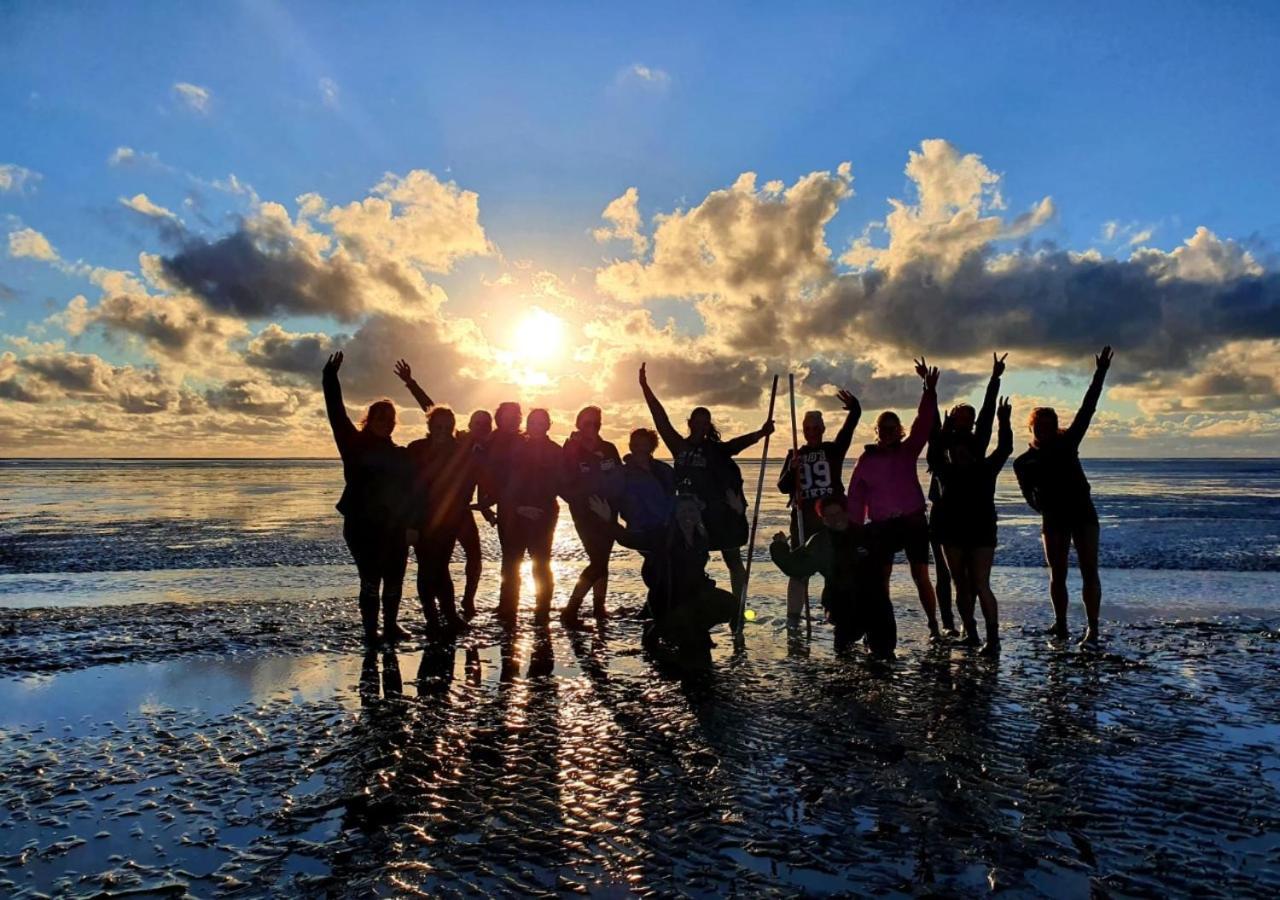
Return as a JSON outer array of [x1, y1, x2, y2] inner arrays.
[[592, 187, 648, 254], [172, 82, 212, 114], [120, 193, 180, 221], [0, 164, 41, 194], [8, 227, 58, 261], [618, 63, 671, 89], [319, 77, 340, 109]]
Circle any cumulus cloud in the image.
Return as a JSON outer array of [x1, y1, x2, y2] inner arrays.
[[0, 163, 41, 194], [172, 82, 212, 114], [244, 324, 344, 375], [8, 227, 58, 261], [205, 379, 300, 417], [121, 193, 179, 221], [593, 187, 648, 254]]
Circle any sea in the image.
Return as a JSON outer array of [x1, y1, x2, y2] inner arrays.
[[0, 458, 1277, 897]]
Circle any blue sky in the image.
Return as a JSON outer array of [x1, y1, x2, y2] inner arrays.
[[1, 1, 1278, 455]]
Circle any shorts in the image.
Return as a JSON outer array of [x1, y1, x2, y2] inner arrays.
[[876, 509, 931, 566], [934, 516, 998, 550], [1041, 500, 1099, 534]]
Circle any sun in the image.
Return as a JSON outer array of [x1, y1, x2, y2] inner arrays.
[[511, 308, 566, 362]]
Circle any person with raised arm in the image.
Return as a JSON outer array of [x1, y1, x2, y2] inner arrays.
[[322, 351, 413, 646], [560, 406, 624, 627], [404, 404, 476, 637], [776, 389, 861, 622], [1014, 346, 1114, 646], [846, 359, 942, 641], [927, 352, 1006, 636], [638, 362, 775, 601], [393, 360, 487, 619], [769, 494, 896, 658], [928, 395, 1015, 656]]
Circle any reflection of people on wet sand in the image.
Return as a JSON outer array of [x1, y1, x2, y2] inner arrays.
[[846, 360, 942, 641], [1014, 346, 1113, 646], [322, 351, 412, 646], [395, 359, 488, 619], [640, 362, 775, 602], [769, 494, 896, 658], [776, 389, 861, 622], [587, 492, 736, 650]]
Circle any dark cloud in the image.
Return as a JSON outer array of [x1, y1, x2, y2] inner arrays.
[[611, 352, 767, 409], [204, 380, 299, 417], [244, 324, 346, 375], [0, 378, 44, 403]]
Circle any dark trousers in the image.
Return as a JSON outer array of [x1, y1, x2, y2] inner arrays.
[[565, 508, 615, 615], [414, 526, 460, 627], [827, 578, 897, 658], [497, 506, 558, 618], [343, 518, 409, 638], [455, 510, 482, 613]]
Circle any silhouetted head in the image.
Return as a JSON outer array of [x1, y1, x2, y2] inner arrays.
[[468, 409, 493, 440], [673, 494, 704, 534], [1029, 407, 1060, 447], [686, 406, 722, 442], [817, 494, 849, 531], [949, 403, 976, 433], [359, 399, 397, 439], [576, 405, 602, 439], [427, 405, 455, 438], [494, 401, 522, 434], [526, 408, 551, 437], [802, 410, 825, 445], [875, 411, 904, 447], [629, 427, 659, 459]]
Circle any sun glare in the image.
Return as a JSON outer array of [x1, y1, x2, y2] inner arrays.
[[512, 308, 566, 362]]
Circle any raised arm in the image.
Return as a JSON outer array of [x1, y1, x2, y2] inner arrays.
[[639, 363, 684, 456], [926, 413, 950, 478], [322, 352, 356, 454], [394, 359, 434, 413], [1066, 346, 1113, 447], [904, 359, 940, 458], [831, 389, 861, 459], [722, 418, 775, 456], [769, 531, 823, 579], [988, 397, 1014, 472], [974, 352, 1005, 453]]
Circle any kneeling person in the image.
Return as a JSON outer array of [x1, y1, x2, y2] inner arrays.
[[769, 495, 896, 658]]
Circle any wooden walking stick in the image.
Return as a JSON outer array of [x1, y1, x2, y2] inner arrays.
[[737, 374, 779, 637], [788, 373, 812, 631]]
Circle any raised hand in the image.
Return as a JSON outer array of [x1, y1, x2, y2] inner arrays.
[[587, 494, 611, 521], [638, 361, 648, 388], [323, 351, 344, 377], [997, 396, 1012, 422], [760, 418, 776, 437], [924, 366, 940, 391], [1096, 345, 1114, 372], [837, 389, 861, 417], [772, 530, 789, 544], [992, 351, 1008, 378], [394, 359, 413, 384], [913, 356, 930, 381]]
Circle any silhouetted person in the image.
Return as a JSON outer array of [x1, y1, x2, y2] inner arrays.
[[929, 396, 1014, 656], [928, 351, 1005, 638], [322, 351, 411, 645], [776, 389, 861, 621], [617, 428, 676, 532], [588, 493, 736, 650], [1014, 346, 1114, 646], [394, 360, 486, 619], [481, 407, 563, 625], [406, 405, 476, 636], [560, 406, 624, 627], [769, 495, 896, 658], [847, 360, 942, 640], [639, 362, 774, 602]]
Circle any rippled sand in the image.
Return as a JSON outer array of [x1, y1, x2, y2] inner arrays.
[[2, 593, 1277, 897]]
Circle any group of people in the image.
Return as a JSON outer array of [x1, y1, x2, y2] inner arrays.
[[322, 344, 1114, 656]]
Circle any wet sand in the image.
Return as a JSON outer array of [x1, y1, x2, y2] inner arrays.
[[2, 571, 1278, 897]]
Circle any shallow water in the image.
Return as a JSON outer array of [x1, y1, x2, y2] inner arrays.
[[1, 457, 1278, 896]]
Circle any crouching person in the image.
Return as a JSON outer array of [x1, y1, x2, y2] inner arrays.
[[586, 493, 736, 650], [769, 494, 896, 659]]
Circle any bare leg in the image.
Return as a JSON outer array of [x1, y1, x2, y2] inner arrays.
[[943, 545, 978, 645], [970, 546, 999, 654], [1041, 526, 1071, 638], [909, 561, 940, 638], [787, 576, 808, 620], [722, 548, 746, 603], [1074, 523, 1102, 643]]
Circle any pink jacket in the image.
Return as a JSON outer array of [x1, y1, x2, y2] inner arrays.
[[847, 387, 937, 523]]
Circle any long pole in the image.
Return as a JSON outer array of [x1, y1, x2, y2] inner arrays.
[[788, 374, 812, 631], [737, 374, 779, 636]]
